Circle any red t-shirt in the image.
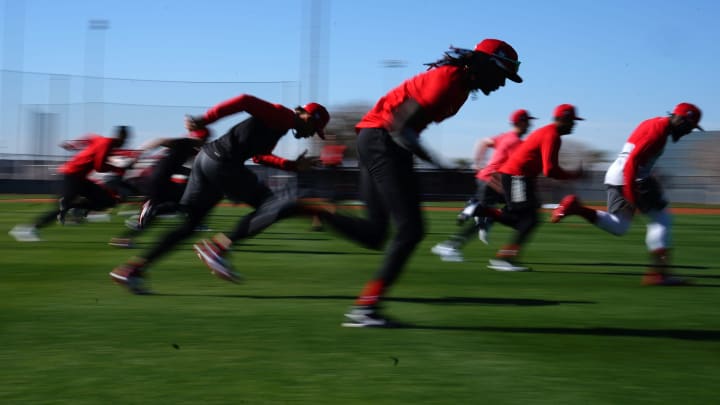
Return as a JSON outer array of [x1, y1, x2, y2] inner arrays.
[[58, 135, 116, 177], [499, 123, 572, 179], [356, 65, 470, 134], [476, 131, 522, 181]]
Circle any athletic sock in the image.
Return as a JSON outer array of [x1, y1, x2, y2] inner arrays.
[[496, 244, 521, 259], [355, 279, 385, 307]]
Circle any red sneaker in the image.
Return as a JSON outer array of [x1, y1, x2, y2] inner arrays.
[[641, 271, 691, 286], [109, 263, 151, 294], [193, 240, 242, 283], [551, 195, 581, 223]]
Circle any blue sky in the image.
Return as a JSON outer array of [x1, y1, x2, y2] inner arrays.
[[1, 0, 718, 159]]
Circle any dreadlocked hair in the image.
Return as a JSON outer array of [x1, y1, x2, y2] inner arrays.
[[424, 46, 490, 98], [424, 46, 481, 70]]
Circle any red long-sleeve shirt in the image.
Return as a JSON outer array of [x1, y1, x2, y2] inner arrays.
[[499, 123, 573, 179], [603, 117, 670, 204], [201, 94, 298, 170], [58, 135, 116, 177]]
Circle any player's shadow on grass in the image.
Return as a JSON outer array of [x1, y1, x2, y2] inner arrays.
[[397, 324, 720, 341], [530, 261, 709, 270], [533, 268, 720, 283], [154, 293, 592, 307], [529, 261, 720, 282], [231, 248, 378, 256], [386, 297, 594, 306]]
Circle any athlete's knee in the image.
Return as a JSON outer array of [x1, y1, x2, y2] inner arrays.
[[645, 209, 671, 251]]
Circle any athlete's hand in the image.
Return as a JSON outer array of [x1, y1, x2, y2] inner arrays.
[[184, 115, 207, 131], [294, 150, 320, 171]]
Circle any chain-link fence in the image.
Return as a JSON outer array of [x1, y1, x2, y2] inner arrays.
[[0, 69, 302, 157]]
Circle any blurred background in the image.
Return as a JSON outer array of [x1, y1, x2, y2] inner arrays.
[[1, 0, 719, 203]]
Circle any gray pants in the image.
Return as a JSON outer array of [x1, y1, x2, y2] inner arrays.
[[143, 150, 297, 264]]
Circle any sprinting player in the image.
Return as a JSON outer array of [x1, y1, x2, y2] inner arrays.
[[108, 128, 210, 248], [311, 38, 524, 327], [9, 126, 131, 241], [550, 102, 703, 286], [479, 104, 585, 272], [109, 94, 329, 294], [431, 109, 535, 262]]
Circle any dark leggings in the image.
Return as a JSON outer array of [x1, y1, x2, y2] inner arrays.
[[35, 174, 117, 228], [142, 151, 299, 266], [321, 128, 424, 287], [492, 174, 539, 246]]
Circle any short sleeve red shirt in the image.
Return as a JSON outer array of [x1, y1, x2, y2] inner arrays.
[[476, 131, 522, 181], [499, 123, 571, 179], [356, 65, 470, 134]]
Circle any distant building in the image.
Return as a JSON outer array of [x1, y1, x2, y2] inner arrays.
[[654, 130, 720, 204]]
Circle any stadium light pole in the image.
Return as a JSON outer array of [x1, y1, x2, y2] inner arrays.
[[83, 19, 109, 134], [0, 0, 25, 154]]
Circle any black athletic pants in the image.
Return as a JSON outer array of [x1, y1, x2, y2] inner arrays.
[[35, 174, 117, 228], [320, 128, 425, 287], [494, 173, 540, 246]]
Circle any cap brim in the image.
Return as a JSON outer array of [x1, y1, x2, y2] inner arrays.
[[316, 129, 326, 139], [696, 124, 705, 131], [574, 117, 585, 121], [506, 71, 523, 83]]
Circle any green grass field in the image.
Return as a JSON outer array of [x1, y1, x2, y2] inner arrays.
[[1, 198, 719, 404]]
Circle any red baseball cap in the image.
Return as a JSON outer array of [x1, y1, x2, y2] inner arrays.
[[672, 102, 703, 130], [553, 104, 584, 121], [510, 109, 537, 124], [474, 39, 522, 83], [302, 102, 330, 139], [188, 128, 210, 141]]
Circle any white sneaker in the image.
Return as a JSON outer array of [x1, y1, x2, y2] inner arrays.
[[457, 200, 481, 224], [478, 228, 489, 245], [9, 225, 41, 242], [341, 307, 392, 328], [487, 259, 530, 272], [431, 243, 464, 262]]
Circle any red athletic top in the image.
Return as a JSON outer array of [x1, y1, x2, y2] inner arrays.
[[476, 131, 522, 181], [499, 123, 573, 179], [603, 117, 670, 203], [58, 135, 116, 177], [356, 65, 470, 133]]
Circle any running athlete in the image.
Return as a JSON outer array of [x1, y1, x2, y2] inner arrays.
[[9, 126, 131, 241], [109, 95, 329, 294], [431, 109, 535, 262], [550, 102, 703, 286], [480, 104, 585, 272], [108, 128, 210, 248], [313, 38, 524, 327]]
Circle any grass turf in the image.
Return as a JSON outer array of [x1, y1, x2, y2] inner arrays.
[[1, 198, 719, 404]]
